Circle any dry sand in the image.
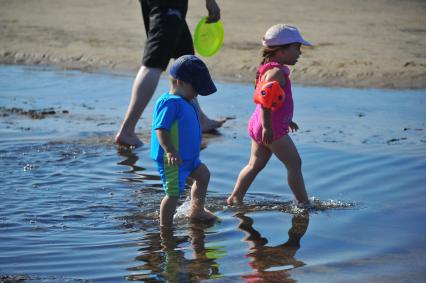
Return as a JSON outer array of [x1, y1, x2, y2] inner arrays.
[[0, 0, 425, 89]]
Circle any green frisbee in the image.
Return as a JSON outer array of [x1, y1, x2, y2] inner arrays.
[[194, 17, 224, 57]]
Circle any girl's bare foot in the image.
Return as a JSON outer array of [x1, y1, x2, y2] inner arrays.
[[295, 198, 312, 209]]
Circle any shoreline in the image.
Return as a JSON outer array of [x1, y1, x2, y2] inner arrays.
[[1, 64, 425, 151], [3, 59, 426, 91], [1, 0, 425, 89]]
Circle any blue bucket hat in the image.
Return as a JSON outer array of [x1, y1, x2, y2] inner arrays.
[[170, 55, 217, 96]]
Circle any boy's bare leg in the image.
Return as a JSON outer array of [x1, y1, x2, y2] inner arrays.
[[192, 98, 226, 132], [115, 65, 162, 147], [268, 135, 309, 204], [188, 163, 217, 222], [159, 227, 176, 253], [227, 141, 272, 205], [160, 195, 179, 227]]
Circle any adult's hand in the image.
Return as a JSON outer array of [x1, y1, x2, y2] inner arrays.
[[205, 0, 220, 23]]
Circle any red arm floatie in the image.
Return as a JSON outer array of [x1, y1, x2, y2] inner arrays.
[[253, 81, 285, 110]]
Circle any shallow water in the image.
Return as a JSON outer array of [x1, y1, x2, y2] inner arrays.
[[1, 65, 426, 282]]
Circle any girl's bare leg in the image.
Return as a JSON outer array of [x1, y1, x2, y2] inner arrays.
[[268, 135, 309, 204], [227, 140, 272, 205]]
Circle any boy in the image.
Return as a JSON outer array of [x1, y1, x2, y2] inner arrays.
[[151, 55, 217, 227]]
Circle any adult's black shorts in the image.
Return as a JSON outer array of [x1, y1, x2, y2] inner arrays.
[[140, 0, 195, 70]]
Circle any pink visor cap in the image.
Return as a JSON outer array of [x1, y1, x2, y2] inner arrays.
[[262, 24, 312, 47]]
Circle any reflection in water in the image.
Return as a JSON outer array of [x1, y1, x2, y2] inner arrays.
[[117, 147, 224, 281], [116, 146, 310, 282], [116, 147, 162, 185], [115, 147, 165, 230], [127, 224, 223, 282], [117, 147, 146, 174], [236, 213, 309, 282]]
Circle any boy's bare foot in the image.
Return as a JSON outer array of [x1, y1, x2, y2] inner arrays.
[[189, 208, 217, 223], [115, 131, 143, 147], [201, 118, 226, 133], [226, 196, 243, 206]]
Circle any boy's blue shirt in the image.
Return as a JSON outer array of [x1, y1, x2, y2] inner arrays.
[[150, 92, 202, 161]]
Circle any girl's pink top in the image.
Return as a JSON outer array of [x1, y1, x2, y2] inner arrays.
[[248, 62, 294, 143]]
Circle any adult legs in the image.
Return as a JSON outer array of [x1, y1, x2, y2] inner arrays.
[[193, 98, 227, 132], [115, 66, 162, 147], [227, 140, 272, 205]]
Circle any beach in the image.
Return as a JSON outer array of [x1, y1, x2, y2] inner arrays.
[[1, 0, 426, 88], [1, 0, 426, 282]]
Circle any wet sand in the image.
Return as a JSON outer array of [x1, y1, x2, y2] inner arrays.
[[1, 65, 426, 282], [0, 0, 426, 88]]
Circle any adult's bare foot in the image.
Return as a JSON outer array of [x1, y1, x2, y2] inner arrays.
[[114, 131, 143, 147], [226, 195, 243, 206], [201, 117, 226, 133], [189, 208, 217, 223]]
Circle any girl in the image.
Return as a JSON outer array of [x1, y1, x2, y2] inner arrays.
[[227, 24, 312, 206]]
